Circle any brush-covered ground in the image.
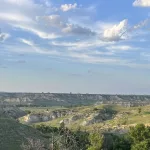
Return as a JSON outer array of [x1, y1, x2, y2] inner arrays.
[[1, 104, 150, 150], [19, 104, 150, 133], [0, 118, 48, 150]]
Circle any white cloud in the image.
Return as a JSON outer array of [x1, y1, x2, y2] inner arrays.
[[133, 0, 150, 7], [0, 13, 32, 22], [0, 0, 60, 40], [3, 0, 29, 5], [95, 21, 116, 31], [13, 24, 60, 39], [19, 38, 60, 55], [38, 15, 95, 36], [18, 38, 118, 64], [1, 0, 149, 70], [102, 19, 128, 41], [87, 50, 114, 56], [62, 24, 95, 36], [51, 39, 113, 50], [36, 15, 65, 28], [133, 19, 150, 29], [68, 52, 120, 64], [60, 3, 77, 12], [106, 45, 138, 51], [19, 38, 34, 46]]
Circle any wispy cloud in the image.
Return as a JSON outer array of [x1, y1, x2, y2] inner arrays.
[[19, 38, 60, 55], [13, 24, 60, 39], [106, 45, 140, 51], [19, 38, 34, 46], [0, 12, 32, 23]]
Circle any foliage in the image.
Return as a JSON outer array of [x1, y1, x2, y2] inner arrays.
[[33, 124, 90, 150], [24, 123, 150, 150], [88, 132, 104, 150], [25, 110, 31, 114], [34, 124, 59, 134], [131, 140, 150, 150], [129, 124, 150, 143], [129, 124, 150, 150], [21, 138, 45, 150], [112, 135, 131, 150]]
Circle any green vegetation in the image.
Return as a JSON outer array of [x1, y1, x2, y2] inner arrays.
[[20, 104, 150, 132], [0, 118, 46, 150], [29, 123, 150, 150], [88, 132, 104, 150], [2, 104, 150, 149]]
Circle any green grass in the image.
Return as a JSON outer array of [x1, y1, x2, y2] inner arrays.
[[20, 106, 68, 113], [19, 105, 150, 132]]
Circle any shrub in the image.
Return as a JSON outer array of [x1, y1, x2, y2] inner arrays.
[[88, 132, 104, 150]]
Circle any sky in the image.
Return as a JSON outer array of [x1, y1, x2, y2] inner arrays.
[[0, 0, 150, 94]]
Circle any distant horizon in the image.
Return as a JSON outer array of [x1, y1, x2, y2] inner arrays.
[[1, 91, 150, 96]]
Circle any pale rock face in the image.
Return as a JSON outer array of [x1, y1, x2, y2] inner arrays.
[[81, 111, 113, 126], [42, 116, 49, 122], [59, 119, 70, 125], [24, 108, 115, 126], [24, 109, 74, 124], [1, 93, 150, 107], [27, 115, 41, 123]]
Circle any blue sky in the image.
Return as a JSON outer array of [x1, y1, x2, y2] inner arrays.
[[0, 0, 150, 94]]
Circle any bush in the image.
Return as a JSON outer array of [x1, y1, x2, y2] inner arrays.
[[25, 110, 31, 114], [112, 135, 131, 150], [31, 123, 150, 150], [33, 124, 89, 150], [34, 124, 58, 134], [88, 132, 104, 150]]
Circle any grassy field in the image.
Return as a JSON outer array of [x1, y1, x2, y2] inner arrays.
[[19, 104, 150, 132], [20, 106, 68, 113]]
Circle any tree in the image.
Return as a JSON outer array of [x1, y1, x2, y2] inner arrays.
[[88, 132, 104, 150], [131, 140, 150, 150], [129, 124, 150, 143], [112, 135, 131, 150], [129, 124, 150, 150]]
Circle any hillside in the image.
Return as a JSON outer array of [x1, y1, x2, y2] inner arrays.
[[0, 104, 26, 119], [1, 92, 150, 107], [0, 118, 47, 150], [20, 104, 150, 133], [0, 104, 47, 150]]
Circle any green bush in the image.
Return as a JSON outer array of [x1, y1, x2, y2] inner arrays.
[[88, 132, 104, 150], [32, 123, 150, 150], [112, 135, 131, 150]]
